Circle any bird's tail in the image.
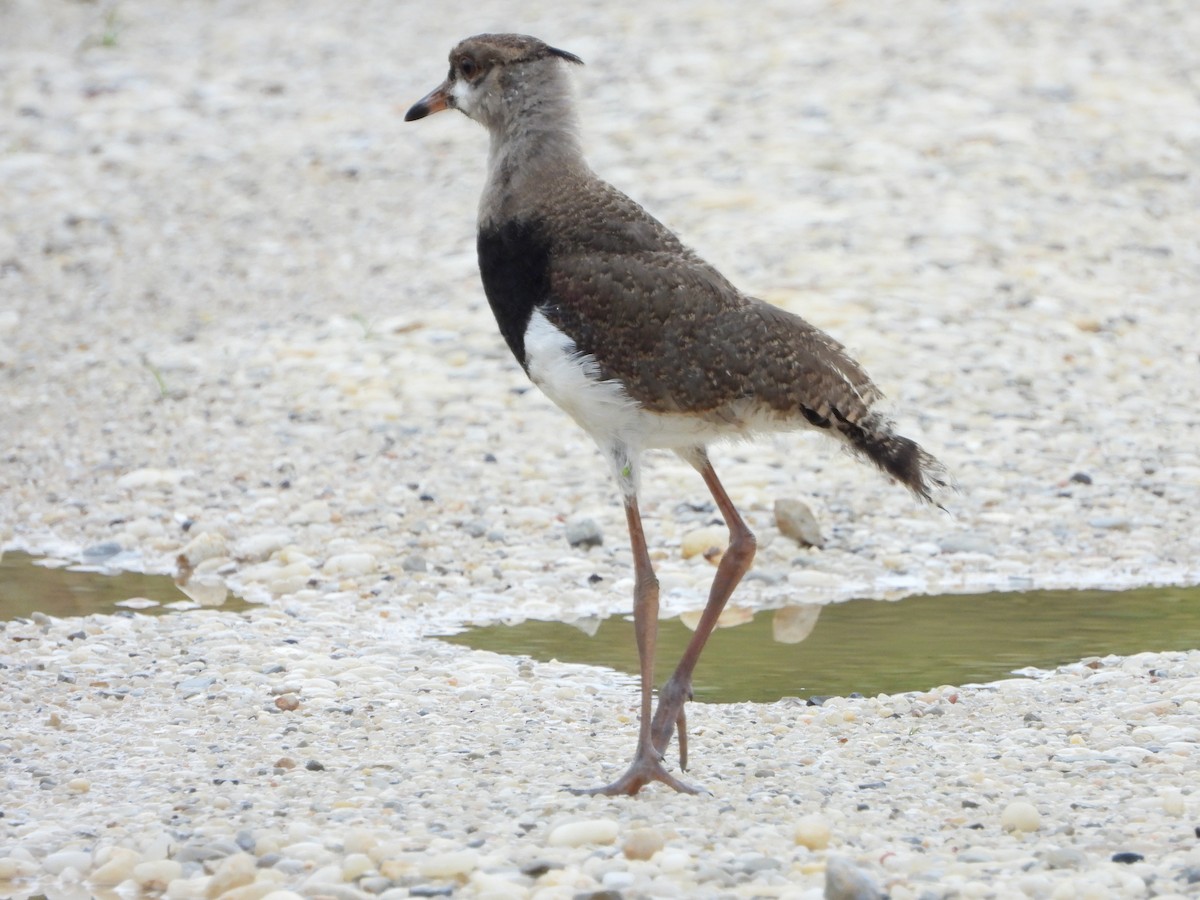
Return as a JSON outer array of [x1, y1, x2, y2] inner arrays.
[[834, 409, 952, 507]]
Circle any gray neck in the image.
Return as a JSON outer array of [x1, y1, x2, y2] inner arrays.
[[478, 63, 588, 226]]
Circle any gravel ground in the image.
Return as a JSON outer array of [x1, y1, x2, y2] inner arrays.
[[2, 0, 1199, 897]]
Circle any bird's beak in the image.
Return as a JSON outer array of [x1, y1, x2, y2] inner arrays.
[[405, 80, 453, 121]]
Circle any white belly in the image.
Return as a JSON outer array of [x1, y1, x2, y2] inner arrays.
[[522, 309, 784, 454]]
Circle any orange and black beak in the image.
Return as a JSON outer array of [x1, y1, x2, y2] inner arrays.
[[405, 80, 453, 121]]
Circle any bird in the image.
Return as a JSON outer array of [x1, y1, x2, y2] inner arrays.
[[405, 33, 949, 796]]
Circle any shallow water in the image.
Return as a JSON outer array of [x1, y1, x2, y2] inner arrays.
[[441, 585, 1200, 702], [0, 551, 251, 620]]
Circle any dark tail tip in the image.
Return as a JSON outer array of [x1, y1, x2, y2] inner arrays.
[[837, 411, 953, 506]]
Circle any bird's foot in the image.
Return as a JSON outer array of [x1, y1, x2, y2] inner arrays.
[[650, 675, 694, 769], [567, 750, 706, 797]]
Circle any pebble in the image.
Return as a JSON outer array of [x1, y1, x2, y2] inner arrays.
[[419, 850, 478, 878], [548, 819, 619, 848], [794, 814, 833, 850], [774, 498, 824, 547], [402, 554, 428, 573], [82, 541, 123, 560], [1000, 801, 1042, 833], [207, 852, 257, 895], [1111, 851, 1145, 864], [1088, 516, 1133, 531], [0, 858, 39, 880], [565, 517, 604, 548], [342, 852, 374, 880], [177, 531, 229, 574], [177, 675, 217, 698], [824, 855, 883, 900], [133, 859, 183, 890], [1161, 788, 1186, 816], [42, 849, 92, 876], [324, 552, 377, 576], [91, 847, 141, 884], [174, 841, 233, 863], [1043, 847, 1086, 869], [680, 526, 728, 562], [937, 534, 996, 555], [622, 827, 665, 861]]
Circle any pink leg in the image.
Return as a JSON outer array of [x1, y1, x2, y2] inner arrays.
[[569, 495, 701, 796], [651, 452, 756, 770]]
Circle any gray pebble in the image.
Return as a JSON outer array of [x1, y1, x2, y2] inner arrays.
[[565, 516, 603, 548], [741, 855, 781, 873], [402, 554, 427, 573], [409, 886, 454, 898], [81, 541, 123, 560], [824, 855, 883, 900], [1043, 847, 1086, 869], [360, 876, 394, 894], [957, 848, 992, 863], [937, 534, 995, 555], [173, 841, 230, 863], [774, 498, 824, 547], [176, 675, 216, 698]]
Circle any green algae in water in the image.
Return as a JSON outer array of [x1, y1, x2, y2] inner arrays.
[[0, 551, 252, 621], [441, 586, 1200, 702]]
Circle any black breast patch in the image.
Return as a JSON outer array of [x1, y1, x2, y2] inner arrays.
[[477, 219, 553, 370]]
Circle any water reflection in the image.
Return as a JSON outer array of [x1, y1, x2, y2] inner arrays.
[[442, 586, 1200, 702], [0, 551, 249, 621]]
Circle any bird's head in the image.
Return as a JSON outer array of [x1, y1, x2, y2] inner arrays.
[[405, 33, 583, 131]]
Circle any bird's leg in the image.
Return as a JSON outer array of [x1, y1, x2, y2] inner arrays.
[[570, 494, 701, 796], [651, 451, 756, 769]]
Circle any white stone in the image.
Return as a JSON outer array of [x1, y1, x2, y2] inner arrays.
[[91, 847, 142, 885], [0, 857, 39, 880], [42, 849, 93, 876], [323, 552, 377, 576], [206, 852, 257, 896], [623, 827, 665, 860], [794, 814, 832, 850], [133, 859, 183, 890], [680, 526, 727, 561], [341, 853, 374, 880], [418, 850, 479, 878], [547, 819, 619, 847], [1000, 801, 1041, 833]]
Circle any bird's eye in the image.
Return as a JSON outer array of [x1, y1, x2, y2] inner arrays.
[[459, 56, 479, 79]]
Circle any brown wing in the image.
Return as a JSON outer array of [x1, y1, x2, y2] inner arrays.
[[531, 174, 883, 424], [544, 247, 882, 426]]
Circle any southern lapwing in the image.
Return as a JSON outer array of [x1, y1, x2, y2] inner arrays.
[[406, 33, 949, 796]]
